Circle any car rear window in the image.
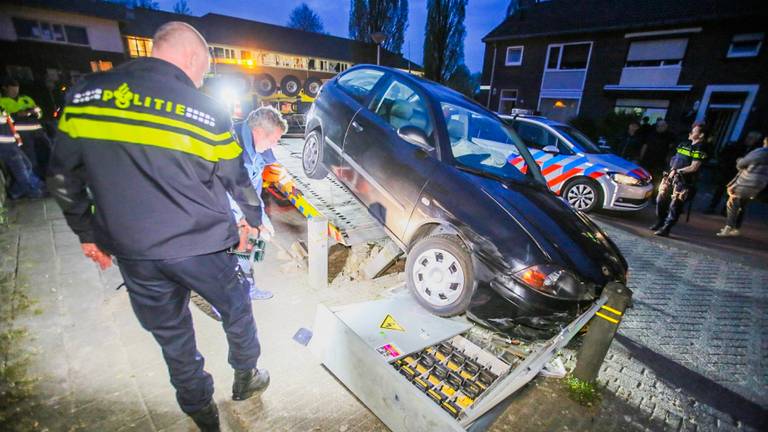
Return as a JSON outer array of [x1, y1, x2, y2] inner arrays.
[[336, 69, 385, 104]]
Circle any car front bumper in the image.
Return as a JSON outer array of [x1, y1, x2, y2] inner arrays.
[[601, 179, 654, 211]]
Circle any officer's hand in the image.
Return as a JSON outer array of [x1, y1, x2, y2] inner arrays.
[[81, 243, 112, 270], [258, 224, 274, 242], [236, 220, 261, 252]]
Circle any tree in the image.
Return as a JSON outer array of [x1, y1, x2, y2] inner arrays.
[[423, 0, 467, 83], [446, 64, 478, 98], [348, 0, 409, 54], [173, 0, 192, 15], [287, 3, 325, 33]]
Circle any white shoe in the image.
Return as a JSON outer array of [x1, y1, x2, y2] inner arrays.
[[716, 226, 740, 237]]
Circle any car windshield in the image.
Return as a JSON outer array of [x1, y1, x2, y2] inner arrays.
[[441, 102, 542, 183], [554, 125, 606, 154]]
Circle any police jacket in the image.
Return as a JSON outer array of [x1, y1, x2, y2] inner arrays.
[[0, 95, 43, 132], [48, 57, 263, 259], [0, 111, 16, 145], [669, 141, 707, 182]]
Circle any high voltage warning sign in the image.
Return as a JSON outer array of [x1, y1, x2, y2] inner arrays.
[[380, 314, 405, 332]]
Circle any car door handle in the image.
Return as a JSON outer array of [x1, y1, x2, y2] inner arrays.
[[351, 121, 364, 132]]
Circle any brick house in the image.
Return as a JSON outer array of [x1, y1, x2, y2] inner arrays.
[[480, 0, 767, 152]]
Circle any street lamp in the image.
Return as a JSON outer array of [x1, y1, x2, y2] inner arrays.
[[371, 32, 386, 65]]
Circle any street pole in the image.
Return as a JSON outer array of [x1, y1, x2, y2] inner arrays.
[[573, 282, 633, 382], [377, 44, 381, 65], [371, 32, 386, 66]]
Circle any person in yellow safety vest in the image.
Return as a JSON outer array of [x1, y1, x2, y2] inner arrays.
[[0, 109, 45, 199], [0, 77, 52, 178]]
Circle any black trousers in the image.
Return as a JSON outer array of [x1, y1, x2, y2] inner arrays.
[[117, 250, 261, 413], [726, 196, 748, 228], [18, 129, 51, 179]]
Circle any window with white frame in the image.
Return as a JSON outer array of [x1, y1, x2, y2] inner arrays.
[[727, 33, 764, 58], [12, 17, 89, 46], [498, 89, 518, 114], [546, 42, 591, 70], [625, 38, 687, 67], [505, 46, 524, 66]]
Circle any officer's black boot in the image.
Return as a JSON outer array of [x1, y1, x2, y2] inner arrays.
[[188, 400, 220, 432], [654, 225, 671, 237], [649, 221, 664, 231], [232, 368, 270, 401]]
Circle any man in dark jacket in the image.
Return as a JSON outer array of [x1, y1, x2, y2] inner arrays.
[[706, 131, 762, 214], [716, 136, 768, 237], [639, 120, 676, 181], [48, 22, 268, 431]]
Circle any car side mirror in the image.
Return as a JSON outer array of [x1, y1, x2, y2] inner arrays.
[[397, 126, 432, 151], [542, 145, 559, 154]]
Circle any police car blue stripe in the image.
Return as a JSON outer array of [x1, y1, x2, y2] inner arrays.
[[584, 164, 605, 176], [541, 155, 569, 169], [560, 156, 589, 172]]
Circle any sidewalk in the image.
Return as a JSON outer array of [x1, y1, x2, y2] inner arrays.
[[594, 188, 768, 268], [2, 198, 766, 431]]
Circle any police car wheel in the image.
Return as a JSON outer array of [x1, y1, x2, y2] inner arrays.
[[303, 130, 329, 179], [563, 178, 602, 212], [407, 234, 475, 317]]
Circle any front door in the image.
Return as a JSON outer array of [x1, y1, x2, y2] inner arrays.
[[341, 79, 438, 240], [705, 106, 739, 156]]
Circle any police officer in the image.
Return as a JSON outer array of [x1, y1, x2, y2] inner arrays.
[[48, 22, 269, 431], [650, 123, 708, 237], [0, 110, 44, 199], [0, 77, 52, 178]]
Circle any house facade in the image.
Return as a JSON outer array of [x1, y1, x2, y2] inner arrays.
[[481, 0, 767, 152]]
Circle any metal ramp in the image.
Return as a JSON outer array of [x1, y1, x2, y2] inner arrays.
[[272, 138, 386, 246]]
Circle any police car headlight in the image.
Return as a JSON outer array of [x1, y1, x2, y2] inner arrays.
[[609, 172, 641, 186], [514, 265, 595, 301]]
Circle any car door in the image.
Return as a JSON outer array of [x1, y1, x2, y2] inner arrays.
[[341, 78, 439, 240], [319, 68, 386, 171]]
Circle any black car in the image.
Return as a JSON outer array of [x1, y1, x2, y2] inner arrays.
[[302, 65, 627, 334]]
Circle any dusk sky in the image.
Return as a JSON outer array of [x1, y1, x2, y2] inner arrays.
[[155, 0, 508, 73]]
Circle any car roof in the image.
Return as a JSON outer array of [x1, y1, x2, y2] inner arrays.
[[343, 64, 497, 115], [499, 114, 567, 128]]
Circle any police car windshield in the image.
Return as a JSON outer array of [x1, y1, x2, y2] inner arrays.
[[554, 125, 606, 154], [441, 102, 543, 184]]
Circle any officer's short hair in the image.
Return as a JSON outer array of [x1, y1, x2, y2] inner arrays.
[[153, 21, 207, 52], [247, 106, 288, 135], [692, 122, 707, 137]]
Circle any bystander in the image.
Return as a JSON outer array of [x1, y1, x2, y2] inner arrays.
[[716, 135, 768, 237]]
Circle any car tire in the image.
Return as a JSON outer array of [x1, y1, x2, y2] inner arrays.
[[253, 73, 276, 96], [302, 130, 329, 179], [406, 234, 475, 317], [562, 178, 602, 213], [281, 75, 301, 97], [303, 77, 323, 98]]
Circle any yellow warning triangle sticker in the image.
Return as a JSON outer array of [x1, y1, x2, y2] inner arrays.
[[380, 314, 405, 332]]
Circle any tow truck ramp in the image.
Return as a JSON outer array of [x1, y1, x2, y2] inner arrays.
[[310, 289, 607, 432]]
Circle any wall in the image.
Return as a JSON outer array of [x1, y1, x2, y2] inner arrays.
[[0, 5, 124, 53]]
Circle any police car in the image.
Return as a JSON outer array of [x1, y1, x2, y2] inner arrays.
[[500, 115, 653, 212]]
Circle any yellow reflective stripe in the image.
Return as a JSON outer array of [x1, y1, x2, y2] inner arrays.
[[677, 147, 704, 159], [601, 304, 623, 316], [59, 117, 241, 162], [63, 105, 231, 143], [595, 311, 620, 324], [677, 148, 691, 156]]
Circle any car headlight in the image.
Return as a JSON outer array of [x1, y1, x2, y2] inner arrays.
[[514, 264, 595, 301], [609, 172, 641, 186]]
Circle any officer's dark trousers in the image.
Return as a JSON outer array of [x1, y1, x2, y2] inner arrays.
[[117, 250, 261, 414], [19, 129, 51, 179], [655, 185, 687, 228]]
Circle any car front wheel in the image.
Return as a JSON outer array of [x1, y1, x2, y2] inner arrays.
[[302, 130, 329, 179], [406, 234, 475, 317], [562, 178, 602, 212]]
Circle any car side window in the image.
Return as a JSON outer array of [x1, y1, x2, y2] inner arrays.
[[512, 122, 548, 149], [336, 69, 385, 104], [373, 80, 433, 140]]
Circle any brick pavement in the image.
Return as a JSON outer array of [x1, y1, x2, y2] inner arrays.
[[1, 198, 766, 431]]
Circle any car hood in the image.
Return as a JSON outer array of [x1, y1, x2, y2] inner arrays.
[[479, 177, 627, 285], [582, 153, 651, 181]]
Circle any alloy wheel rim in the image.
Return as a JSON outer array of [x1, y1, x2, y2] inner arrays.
[[412, 248, 465, 306], [567, 184, 595, 210], [304, 135, 319, 171]]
